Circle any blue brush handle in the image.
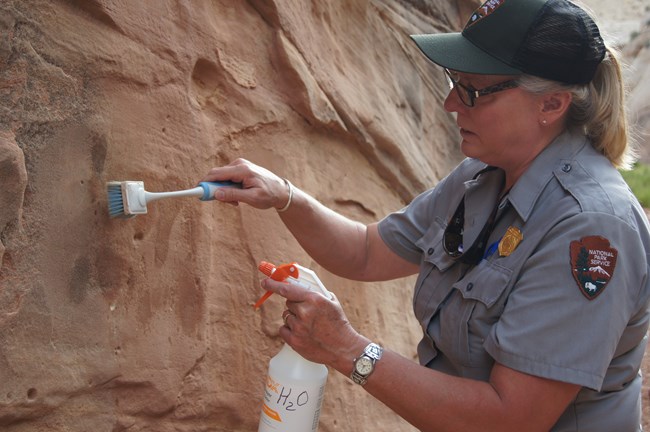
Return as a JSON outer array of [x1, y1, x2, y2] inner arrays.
[[198, 181, 242, 201]]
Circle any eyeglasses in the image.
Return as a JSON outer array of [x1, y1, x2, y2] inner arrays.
[[444, 69, 519, 107]]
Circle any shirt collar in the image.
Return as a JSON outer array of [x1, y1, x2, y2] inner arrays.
[[508, 130, 589, 222]]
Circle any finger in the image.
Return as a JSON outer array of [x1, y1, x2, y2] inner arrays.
[[284, 301, 305, 321], [202, 163, 247, 183], [282, 309, 293, 326], [278, 323, 292, 343], [287, 290, 337, 309], [207, 176, 261, 207], [262, 278, 311, 302], [212, 184, 247, 204]]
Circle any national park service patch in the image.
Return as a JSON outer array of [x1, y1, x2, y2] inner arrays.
[[570, 236, 617, 300], [466, 0, 506, 28]]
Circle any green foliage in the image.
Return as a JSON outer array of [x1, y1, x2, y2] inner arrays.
[[620, 162, 650, 208]]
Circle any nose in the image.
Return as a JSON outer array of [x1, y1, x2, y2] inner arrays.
[[443, 87, 463, 113]]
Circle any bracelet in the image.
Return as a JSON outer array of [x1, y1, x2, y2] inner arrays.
[[276, 178, 293, 212]]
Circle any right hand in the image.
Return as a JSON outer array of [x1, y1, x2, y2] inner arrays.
[[201, 158, 290, 210], [262, 277, 369, 371]]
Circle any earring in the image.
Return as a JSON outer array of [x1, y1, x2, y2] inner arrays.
[[541, 119, 548, 125]]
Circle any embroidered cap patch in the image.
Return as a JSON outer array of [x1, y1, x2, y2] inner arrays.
[[466, 0, 506, 28], [570, 236, 617, 300]]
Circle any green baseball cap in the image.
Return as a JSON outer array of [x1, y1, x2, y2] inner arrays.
[[411, 0, 606, 84]]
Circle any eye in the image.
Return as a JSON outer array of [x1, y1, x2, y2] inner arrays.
[[448, 71, 478, 91]]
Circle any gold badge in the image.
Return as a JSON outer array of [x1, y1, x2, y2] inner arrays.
[[498, 226, 523, 257]]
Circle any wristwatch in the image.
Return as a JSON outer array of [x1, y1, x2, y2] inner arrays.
[[351, 342, 383, 385]]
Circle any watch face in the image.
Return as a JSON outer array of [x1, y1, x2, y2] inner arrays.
[[355, 357, 374, 375]]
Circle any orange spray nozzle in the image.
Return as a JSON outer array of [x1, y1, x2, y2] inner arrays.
[[253, 261, 300, 309]]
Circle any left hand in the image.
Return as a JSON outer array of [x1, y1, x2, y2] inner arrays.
[[261, 278, 368, 371]]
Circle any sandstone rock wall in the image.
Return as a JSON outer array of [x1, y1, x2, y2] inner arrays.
[[0, 1, 471, 430], [622, 4, 650, 163]]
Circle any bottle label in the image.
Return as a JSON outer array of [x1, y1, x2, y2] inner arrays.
[[258, 373, 326, 431]]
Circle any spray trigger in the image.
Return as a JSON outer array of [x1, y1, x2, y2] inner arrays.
[[259, 261, 299, 281], [253, 262, 299, 310]]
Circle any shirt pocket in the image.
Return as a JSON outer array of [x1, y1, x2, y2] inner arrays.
[[412, 218, 456, 321], [440, 260, 513, 368]]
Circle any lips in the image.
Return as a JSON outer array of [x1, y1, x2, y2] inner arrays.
[[459, 127, 475, 138]]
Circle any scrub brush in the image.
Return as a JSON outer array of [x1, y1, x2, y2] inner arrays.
[[107, 180, 241, 218]]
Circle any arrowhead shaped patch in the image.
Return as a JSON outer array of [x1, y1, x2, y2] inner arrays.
[[570, 236, 617, 300]]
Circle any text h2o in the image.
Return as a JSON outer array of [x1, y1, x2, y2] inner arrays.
[[277, 386, 309, 411]]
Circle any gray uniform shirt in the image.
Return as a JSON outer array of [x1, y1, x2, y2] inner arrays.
[[378, 131, 650, 431]]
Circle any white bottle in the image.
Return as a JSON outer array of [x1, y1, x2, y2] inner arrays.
[[257, 262, 332, 432]]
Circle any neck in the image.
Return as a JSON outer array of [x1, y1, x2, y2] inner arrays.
[[502, 128, 565, 191]]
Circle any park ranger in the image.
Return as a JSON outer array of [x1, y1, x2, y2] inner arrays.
[[204, 0, 650, 430]]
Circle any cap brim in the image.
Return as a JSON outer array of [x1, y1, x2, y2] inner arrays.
[[410, 33, 523, 76]]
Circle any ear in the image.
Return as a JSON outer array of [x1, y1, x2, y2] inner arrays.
[[539, 91, 572, 124]]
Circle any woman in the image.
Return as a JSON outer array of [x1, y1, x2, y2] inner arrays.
[[203, 0, 650, 430]]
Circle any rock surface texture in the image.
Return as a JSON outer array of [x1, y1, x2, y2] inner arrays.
[[0, 1, 471, 430], [622, 4, 650, 164]]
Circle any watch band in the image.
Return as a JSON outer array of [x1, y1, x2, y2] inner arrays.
[[351, 342, 383, 385]]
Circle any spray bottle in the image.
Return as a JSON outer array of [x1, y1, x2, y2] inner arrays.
[[254, 261, 331, 432]]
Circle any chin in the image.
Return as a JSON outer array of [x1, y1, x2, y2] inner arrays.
[[460, 144, 495, 166], [459, 140, 479, 158]]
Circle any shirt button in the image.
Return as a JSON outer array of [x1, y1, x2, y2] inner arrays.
[[562, 163, 572, 173], [427, 248, 434, 255], [466, 283, 474, 291]]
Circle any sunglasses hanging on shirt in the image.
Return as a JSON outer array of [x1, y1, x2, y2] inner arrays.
[[442, 167, 509, 266]]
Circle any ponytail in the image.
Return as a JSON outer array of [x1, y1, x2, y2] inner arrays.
[[573, 48, 635, 169], [518, 47, 637, 169]]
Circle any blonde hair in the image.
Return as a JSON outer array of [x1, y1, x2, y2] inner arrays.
[[518, 48, 637, 169]]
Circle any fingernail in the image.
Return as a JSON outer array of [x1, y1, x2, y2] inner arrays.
[[215, 189, 225, 200]]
